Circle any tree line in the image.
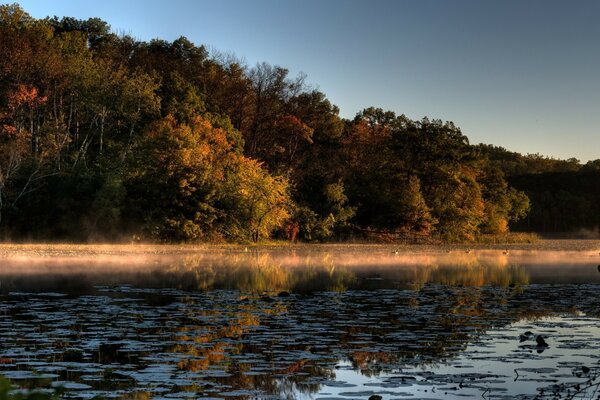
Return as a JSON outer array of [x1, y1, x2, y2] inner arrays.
[[0, 4, 594, 242], [479, 145, 600, 235]]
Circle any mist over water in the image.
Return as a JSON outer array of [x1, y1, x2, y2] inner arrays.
[[2, 242, 600, 399], [1, 243, 600, 293]]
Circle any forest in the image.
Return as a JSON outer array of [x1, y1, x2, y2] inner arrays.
[[0, 4, 598, 243]]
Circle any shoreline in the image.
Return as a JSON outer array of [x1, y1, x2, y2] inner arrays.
[[0, 239, 599, 257]]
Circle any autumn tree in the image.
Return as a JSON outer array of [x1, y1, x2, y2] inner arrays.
[[202, 59, 254, 132], [390, 117, 486, 240], [222, 158, 290, 242], [0, 5, 540, 242], [343, 109, 436, 237], [244, 63, 305, 162], [124, 116, 236, 241], [124, 116, 291, 242]]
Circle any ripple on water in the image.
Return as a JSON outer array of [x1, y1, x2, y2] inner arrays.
[[1, 278, 600, 399]]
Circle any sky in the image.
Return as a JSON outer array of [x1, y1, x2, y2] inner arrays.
[[15, 0, 600, 161]]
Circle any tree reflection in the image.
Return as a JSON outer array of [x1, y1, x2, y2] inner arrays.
[[3, 249, 600, 399], [155, 251, 531, 293]]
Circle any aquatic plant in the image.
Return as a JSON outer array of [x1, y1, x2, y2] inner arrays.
[[0, 377, 62, 400]]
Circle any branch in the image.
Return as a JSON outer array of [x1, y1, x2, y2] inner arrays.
[[10, 169, 58, 209]]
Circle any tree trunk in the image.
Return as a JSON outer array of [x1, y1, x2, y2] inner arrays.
[[0, 183, 4, 225]]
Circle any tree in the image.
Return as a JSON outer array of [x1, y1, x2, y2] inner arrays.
[[244, 62, 304, 163], [223, 157, 290, 242], [124, 116, 291, 242], [202, 60, 254, 131], [0, 125, 28, 225], [479, 162, 530, 234], [343, 110, 438, 236], [160, 71, 206, 123], [292, 180, 356, 241], [391, 117, 487, 240], [124, 116, 238, 241], [270, 114, 313, 175], [288, 91, 344, 144], [0, 5, 539, 242]]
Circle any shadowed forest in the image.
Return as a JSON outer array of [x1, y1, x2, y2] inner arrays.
[[0, 4, 598, 243]]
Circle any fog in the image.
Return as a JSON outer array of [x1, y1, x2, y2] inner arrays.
[[1, 243, 599, 294]]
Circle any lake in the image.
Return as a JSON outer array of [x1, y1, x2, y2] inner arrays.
[[1, 242, 600, 399]]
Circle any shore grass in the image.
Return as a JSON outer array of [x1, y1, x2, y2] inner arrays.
[[473, 232, 540, 244]]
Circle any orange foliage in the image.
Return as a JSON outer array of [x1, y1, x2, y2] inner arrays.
[[350, 351, 393, 370], [0, 124, 17, 136], [276, 114, 313, 143], [280, 359, 306, 374], [7, 84, 47, 110], [175, 343, 226, 372]]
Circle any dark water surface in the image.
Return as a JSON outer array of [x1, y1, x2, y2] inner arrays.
[[2, 244, 600, 399]]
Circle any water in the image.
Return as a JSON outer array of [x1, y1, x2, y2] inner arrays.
[[1, 244, 600, 399]]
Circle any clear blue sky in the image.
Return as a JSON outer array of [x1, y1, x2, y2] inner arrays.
[[15, 0, 600, 161]]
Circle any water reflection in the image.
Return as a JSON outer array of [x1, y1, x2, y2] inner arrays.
[[0, 248, 545, 294], [1, 246, 600, 398]]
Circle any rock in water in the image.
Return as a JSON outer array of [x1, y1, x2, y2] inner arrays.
[[519, 331, 534, 342], [260, 295, 274, 303], [582, 366, 590, 374]]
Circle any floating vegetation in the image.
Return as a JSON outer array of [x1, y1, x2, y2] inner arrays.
[[1, 245, 600, 398]]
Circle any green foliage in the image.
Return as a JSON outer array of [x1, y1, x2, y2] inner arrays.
[[124, 116, 291, 242], [507, 187, 530, 223], [222, 158, 291, 242], [395, 176, 436, 234], [478, 163, 530, 235], [323, 181, 355, 226], [433, 171, 485, 242], [477, 144, 581, 176], [124, 116, 234, 241], [291, 181, 355, 241], [484, 145, 600, 234], [343, 110, 486, 241], [160, 71, 206, 122], [90, 174, 126, 237], [289, 91, 344, 144]]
